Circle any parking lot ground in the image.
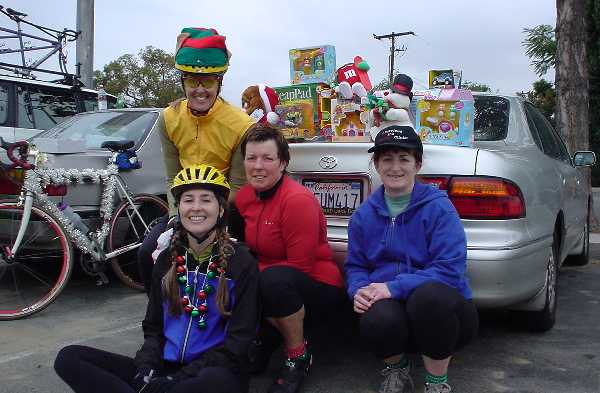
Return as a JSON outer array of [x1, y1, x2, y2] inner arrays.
[[1, 250, 600, 393]]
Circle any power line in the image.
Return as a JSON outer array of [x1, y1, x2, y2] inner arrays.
[[373, 31, 415, 86]]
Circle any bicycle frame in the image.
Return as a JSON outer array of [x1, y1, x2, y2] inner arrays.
[[10, 150, 152, 262]]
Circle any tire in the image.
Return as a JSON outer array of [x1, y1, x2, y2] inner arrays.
[[108, 194, 168, 291], [514, 231, 559, 332], [565, 203, 590, 267], [0, 202, 74, 320]]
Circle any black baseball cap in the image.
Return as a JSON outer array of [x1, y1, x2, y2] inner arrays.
[[368, 125, 423, 154]]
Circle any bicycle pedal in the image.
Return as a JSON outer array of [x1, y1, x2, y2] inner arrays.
[[95, 272, 110, 287]]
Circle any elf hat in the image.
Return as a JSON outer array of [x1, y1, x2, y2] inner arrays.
[[175, 27, 231, 74], [257, 84, 279, 113]]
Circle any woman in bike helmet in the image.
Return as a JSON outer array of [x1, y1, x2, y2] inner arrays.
[[138, 27, 255, 294], [55, 165, 259, 393]]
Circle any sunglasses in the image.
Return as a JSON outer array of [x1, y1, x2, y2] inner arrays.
[[181, 74, 221, 89]]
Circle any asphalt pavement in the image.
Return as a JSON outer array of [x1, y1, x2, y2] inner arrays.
[[1, 247, 600, 393]]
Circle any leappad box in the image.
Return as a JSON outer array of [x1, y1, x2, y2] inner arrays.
[[289, 45, 336, 85], [274, 84, 324, 138]]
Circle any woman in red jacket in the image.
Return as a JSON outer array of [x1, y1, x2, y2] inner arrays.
[[233, 124, 345, 393]]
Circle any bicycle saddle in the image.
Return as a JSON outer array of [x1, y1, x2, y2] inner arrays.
[[101, 140, 135, 152]]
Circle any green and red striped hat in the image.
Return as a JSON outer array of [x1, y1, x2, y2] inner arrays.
[[175, 27, 230, 74]]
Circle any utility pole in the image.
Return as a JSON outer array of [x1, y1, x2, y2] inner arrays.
[[373, 31, 415, 86], [76, 0, 94, 88]]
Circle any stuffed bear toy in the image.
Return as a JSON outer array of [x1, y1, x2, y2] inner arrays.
[[336, 56, 372, 100], [367, 73, 414, 140], [241, 84, 280, 125]]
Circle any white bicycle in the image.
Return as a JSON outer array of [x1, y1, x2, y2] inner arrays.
[[0, 137, 167, 320]]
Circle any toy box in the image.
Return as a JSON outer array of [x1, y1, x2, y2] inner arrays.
[[289, 45, 336, 85], [412, 88, 474, 147], [330, 98, 369, 137], [428, 69, 462, 89], [274, 83, 332, 138]]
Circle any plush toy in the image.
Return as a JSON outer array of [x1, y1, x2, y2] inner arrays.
[[335, 56, 372, 100], [367, 73, 414, 140], [241, 84, 280, 125]]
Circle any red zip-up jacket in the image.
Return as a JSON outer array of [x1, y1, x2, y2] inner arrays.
[[235, 176, 343, 288]]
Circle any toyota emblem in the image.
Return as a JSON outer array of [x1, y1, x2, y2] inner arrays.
[[319, 155, 338, 169]]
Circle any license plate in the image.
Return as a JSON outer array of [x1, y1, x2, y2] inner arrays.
[[302, 178, 363, 217]]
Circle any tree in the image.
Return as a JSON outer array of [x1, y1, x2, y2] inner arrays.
[[94, 46, 182, 108], [588, 0, 600, 187], [522, 25, 557, 77], [522, 79, 557, 126], [461, 80, 492, 92]]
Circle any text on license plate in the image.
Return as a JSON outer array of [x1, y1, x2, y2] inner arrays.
[[302, 179, 363, 216]]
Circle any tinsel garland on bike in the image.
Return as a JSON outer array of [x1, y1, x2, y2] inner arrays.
[[22, 164, 119, 258]]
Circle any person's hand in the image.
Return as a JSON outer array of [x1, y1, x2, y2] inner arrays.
[[131, 367, 156, 392], [367, 282, 392, 302], [143, 375, 178, 393], [353, 286, 375, 314]]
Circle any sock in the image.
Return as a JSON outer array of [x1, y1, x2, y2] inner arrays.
[[286, 342, 306, 359], [425, 372, 448, 385]]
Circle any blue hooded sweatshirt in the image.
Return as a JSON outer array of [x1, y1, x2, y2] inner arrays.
[[344, 182, 472, 301]]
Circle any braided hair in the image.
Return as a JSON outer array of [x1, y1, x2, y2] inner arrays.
[[162, 193, 234, 317]]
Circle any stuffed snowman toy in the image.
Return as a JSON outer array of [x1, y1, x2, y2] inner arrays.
[[368, 73, 414, 140]]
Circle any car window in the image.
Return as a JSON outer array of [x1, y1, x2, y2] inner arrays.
[[524, 103, 570, 164], [0, 83, 8, 125], [37, 111, 158, 149], [522, 103, 543, 150], [80, 91, 118, 111], [473, 96, 510, 141], [16, 85, 78, 130]]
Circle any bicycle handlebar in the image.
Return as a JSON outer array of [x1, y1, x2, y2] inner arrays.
[[0, 137, 34, 170]]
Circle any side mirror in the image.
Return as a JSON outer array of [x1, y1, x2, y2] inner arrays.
[[573, 151, 596, 167]]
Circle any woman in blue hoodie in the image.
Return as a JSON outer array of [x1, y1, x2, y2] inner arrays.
[[345, 125, 478, 393]]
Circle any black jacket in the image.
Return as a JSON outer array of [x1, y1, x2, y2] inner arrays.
[[133, 241, 259, 379]]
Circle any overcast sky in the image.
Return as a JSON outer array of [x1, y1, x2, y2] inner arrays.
[[1, 0, 557, 104]]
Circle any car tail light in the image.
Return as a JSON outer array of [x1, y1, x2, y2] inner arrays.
[[43, 184, 67, 196], [418, 176, 450, 190], [0, 169, 24, 195], [0, 178, 21, 195], [420, 175, 525, 219]]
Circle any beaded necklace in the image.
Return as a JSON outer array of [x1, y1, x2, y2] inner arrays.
[[174, 245, 221, 330]]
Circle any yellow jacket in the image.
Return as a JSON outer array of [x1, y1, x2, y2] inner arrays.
[[160, 98, 254, 213]]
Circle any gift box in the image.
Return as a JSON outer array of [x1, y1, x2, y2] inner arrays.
[[274, 83, 331, 138], [289, 45, 336, 85], [412, 88, 474, 147], [330, 98, 369, 138]]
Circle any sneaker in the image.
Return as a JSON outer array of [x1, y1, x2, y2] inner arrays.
[[248, 339, 278, 375], [379, 362, 414, 393], [267, 350, 312, 393], [424, 382, 452, 393]]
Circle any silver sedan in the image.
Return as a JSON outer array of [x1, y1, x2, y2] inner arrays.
[[287, 94, 596, 332]]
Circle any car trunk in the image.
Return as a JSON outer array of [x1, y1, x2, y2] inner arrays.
[[288, 142, 479, 240]]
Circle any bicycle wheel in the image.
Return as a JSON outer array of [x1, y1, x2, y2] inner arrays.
[[0, 201, 73, 320], [108, 193, 168, 291]]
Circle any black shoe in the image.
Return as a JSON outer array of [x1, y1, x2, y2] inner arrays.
[[267, 350, 312, 393], [248, 339, 277, 375]]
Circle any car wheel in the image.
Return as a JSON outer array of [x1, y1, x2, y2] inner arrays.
[[515, 232, 558, 332], [565, 203, 590, 266]]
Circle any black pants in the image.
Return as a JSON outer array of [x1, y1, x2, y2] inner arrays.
[[260, 265, 346, 319], [54, 345, 246, 393], [137, 215, 168, 294], [360, 282, 479, 360]]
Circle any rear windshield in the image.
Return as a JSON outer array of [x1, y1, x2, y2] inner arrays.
[[35, 111, 158, 149], [472, 96, 510, 141]]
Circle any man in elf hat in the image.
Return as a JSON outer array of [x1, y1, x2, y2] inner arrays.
[[137, 27, 255, 293]]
